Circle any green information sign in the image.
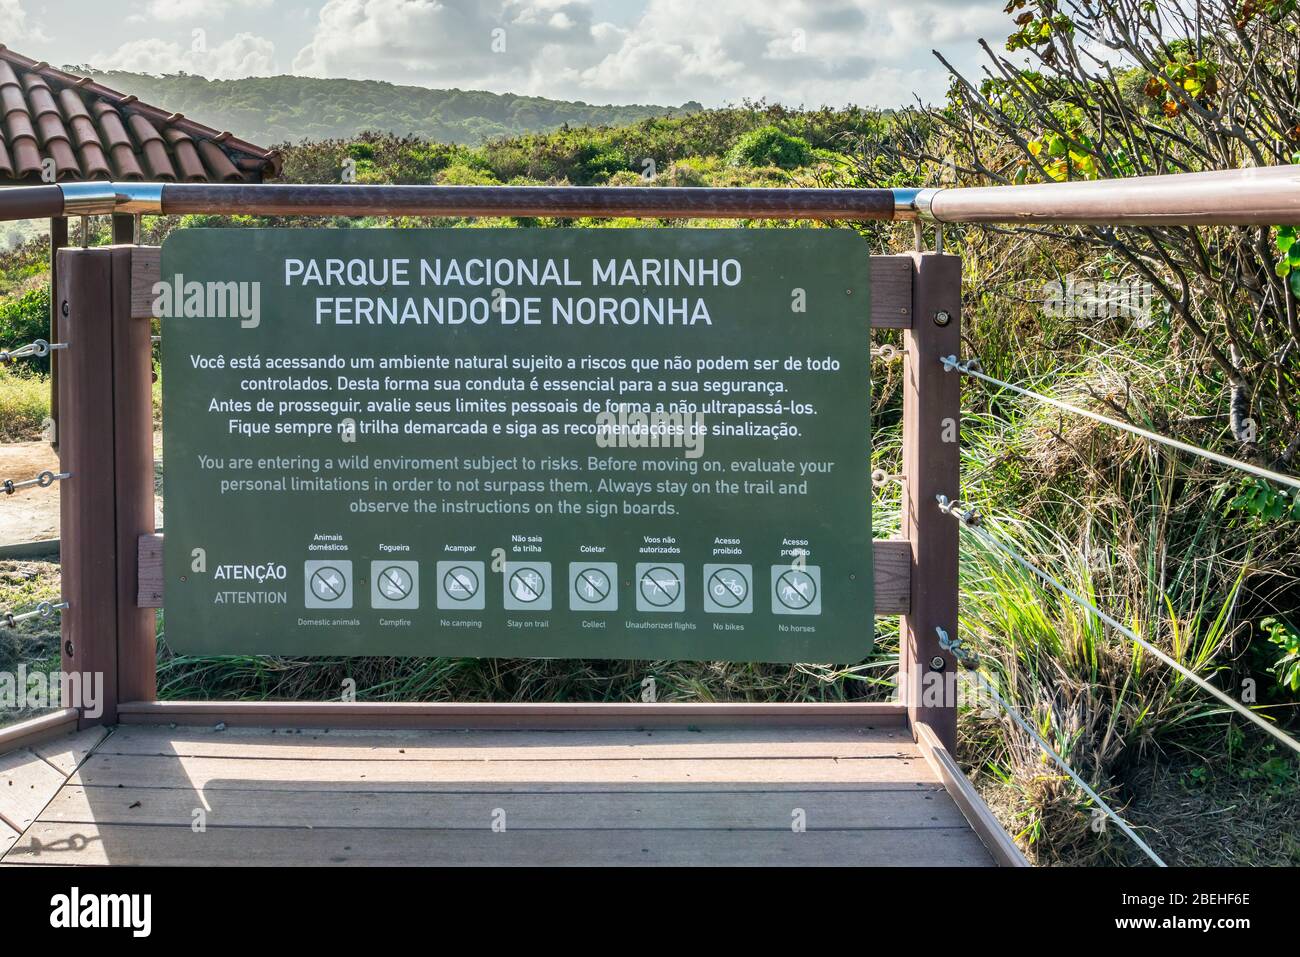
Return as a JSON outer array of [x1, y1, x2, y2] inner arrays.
[[161, 228, 873, 662]]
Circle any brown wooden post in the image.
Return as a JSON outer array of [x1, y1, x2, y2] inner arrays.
[[111, 213, 135, 246], [48, 217, 68, 451], [900, 252, 961, 753], [56, 245, 156, 727], [111, 245, 157, 705], [57, 248, 119, 727]]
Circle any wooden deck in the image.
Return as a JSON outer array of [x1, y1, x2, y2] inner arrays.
[[0, 722, 1005, 866]]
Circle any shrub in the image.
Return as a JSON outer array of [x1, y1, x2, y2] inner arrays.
[[726, 125, 813, 169], [0, 288, 50, 374]]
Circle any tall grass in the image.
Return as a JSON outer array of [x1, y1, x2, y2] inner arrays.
[[0, 370, 47, 441]]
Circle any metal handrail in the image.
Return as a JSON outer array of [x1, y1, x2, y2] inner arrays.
[[0, 165, 1296, 225]]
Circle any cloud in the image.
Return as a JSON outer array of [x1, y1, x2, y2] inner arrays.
[[567, 0, 1009, 106], [133, 0, 274, 23], [93, 32, 277, 79], [290, 0, 1009, 106], [1, 0, 49, 42], [293, 0, 596, 86]]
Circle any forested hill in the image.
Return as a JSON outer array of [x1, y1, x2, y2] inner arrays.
[[73, 70, 700, 145]]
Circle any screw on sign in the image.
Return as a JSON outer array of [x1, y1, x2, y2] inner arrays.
[[310, 566, 348, 603], [775, 569, 817, 610], [709, 567, 748, 608], [575, 567, 612, 604], [443, 565, 480, 601], [510, 568, 546, 603], [639, 566, 682, 607]]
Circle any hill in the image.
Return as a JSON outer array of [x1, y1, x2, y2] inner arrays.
[[68, 69, 700, 146]]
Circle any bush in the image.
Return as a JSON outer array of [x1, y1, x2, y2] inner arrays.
[[0, 288, 49, 374], [726, 125, 813, 169]]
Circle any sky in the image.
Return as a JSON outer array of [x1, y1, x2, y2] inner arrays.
[[2, 0, 1011, 108]]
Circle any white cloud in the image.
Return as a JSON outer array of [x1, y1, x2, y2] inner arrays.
[[1, 0, 49, 42], [134, 0, 274, 23], [293, 0, 596, 84], [94, 32, 277, 79], [290, 0, 1009, 106]]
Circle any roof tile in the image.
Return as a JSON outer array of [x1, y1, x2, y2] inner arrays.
[[0, 44, 280, 184]]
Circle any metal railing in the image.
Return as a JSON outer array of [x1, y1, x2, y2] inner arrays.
[[0, 165, 1297, 225]]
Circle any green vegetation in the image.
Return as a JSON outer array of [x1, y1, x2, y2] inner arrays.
[[71, 70, 700, 146], [0, 3, 1296, 864], [0, 561, 61, 729]]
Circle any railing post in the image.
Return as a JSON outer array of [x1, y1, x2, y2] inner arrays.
[[57, 247, 119, 727], [56, 245, 156, 727], [111, 246, 157, 706], [900, 252, 962, 753]]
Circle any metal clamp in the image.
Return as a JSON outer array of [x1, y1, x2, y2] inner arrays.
[[2, 470, 70, 495], [936, 494, 982, 526], [893, 188, 941, 222], [872, 469, 904, 490], [936, 626, 979, 669], [0, 339, 67, 363], [871, 344, 906, 361], [940, 354, 981, 374], [1, 600, 69, 628], [61, 182, 163, 216]]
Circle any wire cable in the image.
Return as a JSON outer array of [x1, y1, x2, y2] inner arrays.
[[971, 669, 1167, 866], [941, 355, 1300, 493], [1, 600, 68, 629], [937, 495, 1300, 758]]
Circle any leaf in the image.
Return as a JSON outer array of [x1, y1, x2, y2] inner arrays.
[[1291, 270, 1300, 298]]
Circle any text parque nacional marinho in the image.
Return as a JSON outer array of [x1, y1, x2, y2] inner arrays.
[[282, 256, 743, 328]]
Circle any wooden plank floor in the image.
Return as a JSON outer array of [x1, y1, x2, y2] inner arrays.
[[2, 724, 995, 866]]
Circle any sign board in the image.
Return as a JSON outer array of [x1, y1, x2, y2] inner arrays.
[[161, 228, 873, 662]]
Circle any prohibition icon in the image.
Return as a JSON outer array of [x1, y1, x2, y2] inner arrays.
[[639, 566, 682, 607], [309, 566, 348, 603], [574, 567, 612, 604], [377, 565, 414, 601], [708, 567, 749, 608], [442, 565, 481, 602], [775, 569, 817, 610], [509, 567, 546, 603]]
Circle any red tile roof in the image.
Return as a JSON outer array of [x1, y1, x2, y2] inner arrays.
[[0, 45, 281, 183]]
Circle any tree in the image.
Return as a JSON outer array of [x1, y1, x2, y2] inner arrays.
[[882, 0, 1300, 467]]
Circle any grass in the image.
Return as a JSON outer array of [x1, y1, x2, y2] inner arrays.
[[0, 560, 62, 728], [0, 370, 48, 441]]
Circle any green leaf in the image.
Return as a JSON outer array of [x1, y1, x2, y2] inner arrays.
[[1291, 270, 1300, 298]]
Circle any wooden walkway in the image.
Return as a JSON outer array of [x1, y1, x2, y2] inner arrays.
[[1, 723, 1003, 866]]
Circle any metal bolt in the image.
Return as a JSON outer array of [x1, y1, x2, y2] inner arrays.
[[61, 300, 69, 317], [929, 656, 945, 671], [934, 310, 951, 326], [64, 639, 74, 657]]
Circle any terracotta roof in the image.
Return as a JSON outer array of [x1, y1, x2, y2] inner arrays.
[[0, 44, 281, 183]]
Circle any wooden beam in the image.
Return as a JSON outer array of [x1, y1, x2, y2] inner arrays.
[[111, 246, 157, 704], [48, 217, 67, 452], [915, 721, 1029, 867], [57, 247, 120, 727], [0, 709, 79, 757], [138, 532, 911, 615], [116, 700, 910, 730], [130, 245, 159, 319], [131, 246, 913, 329], [899, 253, 962, 753], [111, 212, 135, 245]]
